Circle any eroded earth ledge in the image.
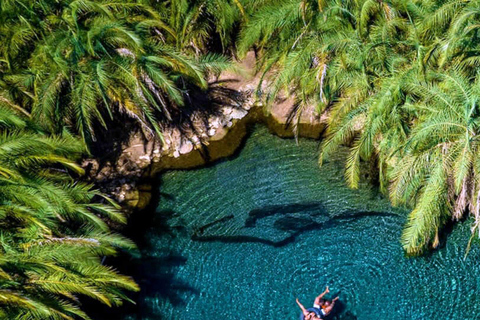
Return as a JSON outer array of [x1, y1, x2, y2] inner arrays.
[[83, 52, 328, 210]]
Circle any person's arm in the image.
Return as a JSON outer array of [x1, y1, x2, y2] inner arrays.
[[323, 297, 339, 315], [314, 286, 330, 305], [296, 298, 309, 316]]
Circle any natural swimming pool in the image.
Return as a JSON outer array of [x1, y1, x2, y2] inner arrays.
[[109, 125, 480, 320]]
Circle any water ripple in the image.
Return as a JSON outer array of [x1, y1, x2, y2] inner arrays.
[[118, 126, 480, 320]]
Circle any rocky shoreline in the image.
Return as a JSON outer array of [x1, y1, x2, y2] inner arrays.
[[82, 52, 328, 211]]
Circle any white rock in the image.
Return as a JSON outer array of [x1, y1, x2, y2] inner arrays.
[[179, 140, 194, 154], [210, 118, 221, 128], [173, 150, 180, 158], [208, 128, 216, 136], [220, 118, 229, 126], [116, 48, 135, 58], [170, 128, 181, 142], [231, 108, 248, 119], [173, 140, 182, 150], [153, 149, 160, 154], [136, 160, 150, 169], [227, 121, 233, 127], [223, 106, 233, 115], [139, 155, 150, 161]]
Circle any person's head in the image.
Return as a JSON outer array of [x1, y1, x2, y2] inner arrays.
[[324, 300, 332, 307]]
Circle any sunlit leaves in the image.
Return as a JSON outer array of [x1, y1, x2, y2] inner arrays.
[[240, 0, 480, 254], [0, 103, 138, 319]]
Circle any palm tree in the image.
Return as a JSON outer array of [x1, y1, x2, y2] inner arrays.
[[238, 0, 480, 254], [389, 71, 480, 254], [318, 0, 480, 254], [0, 105, 138, 319], [149, 0, 248, 54], [237, 0, 413, 129], [0, 0, 233, 147]]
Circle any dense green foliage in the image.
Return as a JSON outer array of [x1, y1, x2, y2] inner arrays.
[[0, 0, 242, 318], [4, 0, 480, 317], [0, 105, 138, 319], [238, 0, 480, 254], [0, 0, 233, 146]]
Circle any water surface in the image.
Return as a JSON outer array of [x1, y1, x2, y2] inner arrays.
[[118, 126, 480, 320]]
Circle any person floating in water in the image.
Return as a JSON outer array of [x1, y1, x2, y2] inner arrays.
[[296, 286, 339, 319]]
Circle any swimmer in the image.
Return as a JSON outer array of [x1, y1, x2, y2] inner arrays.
[[296, 298, 320, 320], [314, 286, 339, 317], [297, 286, 339, 319]]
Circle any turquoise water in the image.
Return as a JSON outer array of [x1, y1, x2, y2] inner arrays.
[[116, 126, 480, 320]]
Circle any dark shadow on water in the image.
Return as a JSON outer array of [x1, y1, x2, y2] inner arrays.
[[245, 202, 328, 227], [323, 296, 358, 320], [192, 233, 298, 247], [159, 192, 176, 201], [409, 214, 469, 260], [332, 310, 359, 320], [191, 201, 398, 248], [193, 121, 258, 170], [87, 250, 198, 320], [137, 254, 199, 308], [88, 178, 199, 320], [91, 185, 399, 319], [435, 215, 469, 252]]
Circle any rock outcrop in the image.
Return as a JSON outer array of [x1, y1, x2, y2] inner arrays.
[[83, 51, 328, 211]]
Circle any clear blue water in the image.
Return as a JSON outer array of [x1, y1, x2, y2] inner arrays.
[[117, 126, 480, 320]]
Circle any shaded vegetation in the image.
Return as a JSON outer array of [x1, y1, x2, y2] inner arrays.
[[3, 0, 480, 317], [0, 106, 138, 319], [0, 0, 242, 318], [238, 0, 480, 254], [0, 0, 234, 147]]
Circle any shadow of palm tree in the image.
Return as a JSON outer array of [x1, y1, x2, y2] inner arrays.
[[191, 202, 398, 248]]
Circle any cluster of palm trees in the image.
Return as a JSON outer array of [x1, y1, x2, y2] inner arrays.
[[0, 105, 139, 318], [238, 0, 480, 254], [3, 0, 480, 317], [0, 0, 242, 318], [0, 0, 241, 146]]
